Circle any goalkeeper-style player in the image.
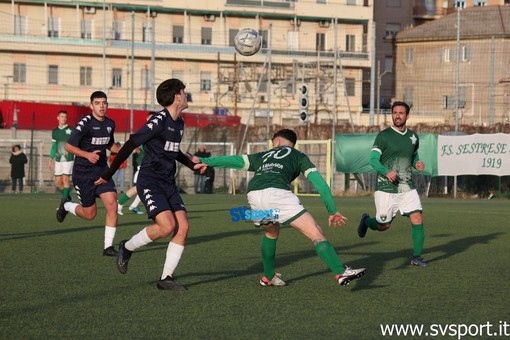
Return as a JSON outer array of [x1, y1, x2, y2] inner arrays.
[[196, 129, 366, 286]]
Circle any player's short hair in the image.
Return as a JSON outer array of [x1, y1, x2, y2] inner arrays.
[[58, 110, 68, 115], [272, 129, 297, 146], [90, 91, 107, 103], [392, 101, 410, 114], [156, 79, 186, 107]]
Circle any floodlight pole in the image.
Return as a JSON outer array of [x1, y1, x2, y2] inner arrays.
[[266, 23, 272, 141]]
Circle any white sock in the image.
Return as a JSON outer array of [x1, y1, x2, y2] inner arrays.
[[104, 226, 116, 249], [129, 196, 141, 210], [65, 202, 79, 216], [161, 242, 185, 280], [125, 227, 152, 251]]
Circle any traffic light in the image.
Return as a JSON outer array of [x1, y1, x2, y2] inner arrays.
[[299, 84, 309, 123]]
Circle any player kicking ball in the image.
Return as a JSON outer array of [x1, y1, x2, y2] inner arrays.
[[195, 129, 366, 286]]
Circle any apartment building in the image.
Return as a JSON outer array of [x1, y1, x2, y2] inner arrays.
[[394, 5, 510, 126], [373, 0, 508, 119], [0, 0, 374, 126]]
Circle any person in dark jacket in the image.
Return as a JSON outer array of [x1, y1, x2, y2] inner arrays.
[[10, 144, 28, 193]]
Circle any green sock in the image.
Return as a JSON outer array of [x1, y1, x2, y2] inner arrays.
[[314, 240, 345, 275], [118, 193, 130, 205], [261, 235, 277, 279], [366, 217, 379, 231], [62, 187, 70, 200], [411, 223, 425, 257]]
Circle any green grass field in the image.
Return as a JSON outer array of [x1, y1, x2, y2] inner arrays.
[[1, 193, 509, 339]]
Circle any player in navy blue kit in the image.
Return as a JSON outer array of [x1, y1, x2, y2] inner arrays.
[[95, 79, 201, 291], [56, 91, 121, 257]]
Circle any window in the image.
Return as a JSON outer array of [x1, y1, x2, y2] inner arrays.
[[316, 33, 325, 51], [14, 15, 27, 36], [443, 47, 452, 62], [81, 19, 92, 39], [404, 87, 413, 106], [385, 23, 401, 38], [455, 1, 465, 8], [404, 48, 414, 64], [13, 63, 26, 83], [141, 67, 152, 89], [48, 65, 58, 85], [200, 72, 211, 91], [112, 68, 122, 88], [48, 17, 59, 38], [201, 27, 212, 45], [443, 88, 467, 109], [346, 34, 355, 52], [259, 30, 268, 49], [173, 25, 183, 44], [288, 31, 298, 51], [345, 78, 355, 96], [317, 0, 326, 4], [461, 45, 470, 62], [80, 66, 92, 86], [229, 29, 239, 46], [347, 0, 357, 5], [143, 23, 153, 43], [384, 56, 393, 72], [474, 0, 486, 5], [112, 21, 123, 40]]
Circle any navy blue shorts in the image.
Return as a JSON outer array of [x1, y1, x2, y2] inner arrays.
[[136, 177, 186, 220], [73, 170, 117, 208]]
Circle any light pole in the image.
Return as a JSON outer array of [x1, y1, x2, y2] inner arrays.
[[2, 75, 13, 99], [376, 60, 390, 126]]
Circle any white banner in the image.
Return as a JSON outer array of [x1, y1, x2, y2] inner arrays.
[[438, 133, 510, 176]]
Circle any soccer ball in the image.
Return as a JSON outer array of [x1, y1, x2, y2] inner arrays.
[[234, 28, 262, 56]]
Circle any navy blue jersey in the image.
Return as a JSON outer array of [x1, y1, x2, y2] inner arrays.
[[67, 114, 115, 173], [131, 109, 184, 184]]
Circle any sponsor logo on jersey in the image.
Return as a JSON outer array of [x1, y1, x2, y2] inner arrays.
[[164, 141, 180, 152], [91, 137, 110, 145]]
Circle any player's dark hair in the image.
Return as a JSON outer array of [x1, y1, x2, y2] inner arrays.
[[58, 110, 68, 115], [272, 129, 297, 145], [156, 79, 186, 107], [392, 101, 410, 114], [90, 91, 107, 103]]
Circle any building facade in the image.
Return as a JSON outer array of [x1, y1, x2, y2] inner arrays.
[[0, 0, 374, 126], [373, 0, 509, 120], [394, 5, 510, 126]]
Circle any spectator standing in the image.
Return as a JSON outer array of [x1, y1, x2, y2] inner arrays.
[[193, 145, 210, 194], [10, 144, 28, 193]]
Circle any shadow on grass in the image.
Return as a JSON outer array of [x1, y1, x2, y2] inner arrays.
[[351, 232, 503, 292]]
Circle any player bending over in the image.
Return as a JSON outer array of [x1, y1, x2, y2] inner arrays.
[[197, 129, 366, 286]]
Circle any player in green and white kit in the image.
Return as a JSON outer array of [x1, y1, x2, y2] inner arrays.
[[48, 110, 74, 200], [198, 129, 366, 286], [358, 101, 428, 267]]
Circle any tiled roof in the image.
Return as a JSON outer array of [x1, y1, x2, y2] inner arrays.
[[396, 5, 510, 42]]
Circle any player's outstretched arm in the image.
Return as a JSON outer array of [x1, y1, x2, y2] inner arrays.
[[176, 150, 199, 171], [306, 171, 338, 216], [199, 155, 249, 170]]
